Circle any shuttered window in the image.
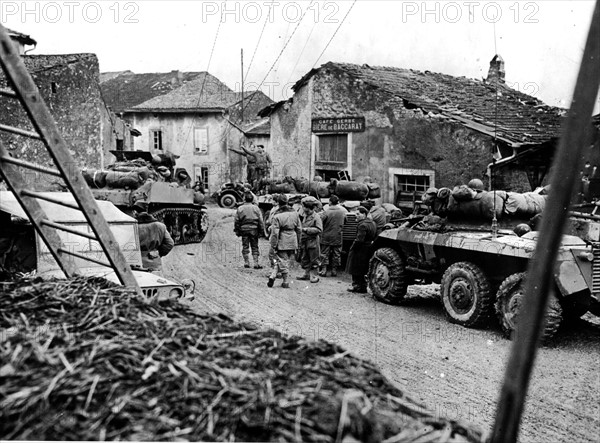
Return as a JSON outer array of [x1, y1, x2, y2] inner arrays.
[[317, 134, 348, 163]]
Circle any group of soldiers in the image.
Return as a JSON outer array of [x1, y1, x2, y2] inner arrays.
[[234, 191, 387, 293], [230, 143, 272, 191]]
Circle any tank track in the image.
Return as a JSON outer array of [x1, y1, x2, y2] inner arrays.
[[151, 207, 209, 245]]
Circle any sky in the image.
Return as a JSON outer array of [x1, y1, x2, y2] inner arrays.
[[2, 0, 599, 112]]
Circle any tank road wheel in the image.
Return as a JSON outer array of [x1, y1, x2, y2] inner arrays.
[[440, 262, 494, 328], [495, 273, 563, 341], [219, 193, 238, 209], [368, 248, 407, 305]]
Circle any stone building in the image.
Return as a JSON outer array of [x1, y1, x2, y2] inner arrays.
[[121, 74, 273, 192], [259, 58, 566, 205], [0, 53, 118, 187]]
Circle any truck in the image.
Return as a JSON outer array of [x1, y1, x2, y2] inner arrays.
[[84, 151, 208, 245], [0, 191, 188, 300], [366, 189, 600, 340]]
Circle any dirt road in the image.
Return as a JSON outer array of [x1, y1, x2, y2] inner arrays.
[[163, 205, 600, 442]]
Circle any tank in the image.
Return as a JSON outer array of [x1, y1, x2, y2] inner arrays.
[[84, 151, 208, 245]]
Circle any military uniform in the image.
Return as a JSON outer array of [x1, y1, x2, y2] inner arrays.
[[269, 205, 302, 287], [298, 210, 323, 282], [319, 204, 347, 276], [234, 202, 265, 268], [346, 217, 377, 292], [137, 212, 175, 272]]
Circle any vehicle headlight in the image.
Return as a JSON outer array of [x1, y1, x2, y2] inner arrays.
[[169, 287, 184, 298], [578, 251, 595, 262]]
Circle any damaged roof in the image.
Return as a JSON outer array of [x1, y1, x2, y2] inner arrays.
[[290, 61, 567, 146], [100, 70, 204, 113]]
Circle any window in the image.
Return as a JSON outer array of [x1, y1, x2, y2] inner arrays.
[[389, 167, 435, 209], [51, 82, 58, 94], [317, 134, 348, 164], [194, 166, 209, 191], [396, 175, 431, 193], [194, 128, 208, 154], [151, 130, 163, 151]]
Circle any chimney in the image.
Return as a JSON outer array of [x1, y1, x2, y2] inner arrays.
[[486, 54, 505, 84], [170, 70, 183, 86]]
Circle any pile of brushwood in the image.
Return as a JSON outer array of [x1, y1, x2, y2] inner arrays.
[[0, 277, 485, 442]]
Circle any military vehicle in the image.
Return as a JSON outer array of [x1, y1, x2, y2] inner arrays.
[[0, 191, 187, 300], [366, 187, 600, 340], [83, 151, 208, 245]]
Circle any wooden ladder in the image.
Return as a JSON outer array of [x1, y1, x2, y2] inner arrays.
[[0, 23, 141, 294]]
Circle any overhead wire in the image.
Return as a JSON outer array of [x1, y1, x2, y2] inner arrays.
[[311, 0, 357, 69], [244, 0, 274, 81], [285, 19, 318, 87], [243, 0, 315, 110], [308, 0, 356, 190], [180, 1, 227, 156]]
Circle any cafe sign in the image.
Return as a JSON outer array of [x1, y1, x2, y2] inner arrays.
[[311, 117, 365, 133]]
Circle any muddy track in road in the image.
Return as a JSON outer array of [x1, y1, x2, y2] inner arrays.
[[163, 205, 600, 442]]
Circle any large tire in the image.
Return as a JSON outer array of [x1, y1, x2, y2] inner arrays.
[[219, 192, 238, 209], [495, 273, 563, 341], [368, 248, 407, 305], [440, 262, 494, 328]]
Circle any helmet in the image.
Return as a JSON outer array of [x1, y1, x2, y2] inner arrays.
[[514, 223, 532, 237], [468, 178, 485, 191]]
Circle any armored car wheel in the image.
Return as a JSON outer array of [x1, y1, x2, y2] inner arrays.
[[441, 262, 494, 328], [219, 192, 238, 209], [495, 272, 563, 341], [368, 248, 407, 304]]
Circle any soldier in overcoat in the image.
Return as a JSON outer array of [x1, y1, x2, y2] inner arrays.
[[346, 206, 377, 293]]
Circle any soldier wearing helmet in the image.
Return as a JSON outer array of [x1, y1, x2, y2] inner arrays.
[[468, 178, 485, 192]]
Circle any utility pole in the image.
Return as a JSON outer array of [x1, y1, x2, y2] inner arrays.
[[241, 48, 244, 123]]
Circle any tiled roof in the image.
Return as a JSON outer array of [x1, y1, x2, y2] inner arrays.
[[242, 118, 271, 135], [294, 61, 566, 146], [100, 71, 204, 113], [228, 90, 274, 123], [129, 73, 236, 112]]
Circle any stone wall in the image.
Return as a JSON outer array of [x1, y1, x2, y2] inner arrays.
[[0, 54, 111, 189]]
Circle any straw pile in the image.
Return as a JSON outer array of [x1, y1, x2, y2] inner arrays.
[[0, 277, 485, 442]]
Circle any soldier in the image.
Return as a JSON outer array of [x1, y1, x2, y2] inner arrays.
[[234, 192, 265, 269], [318, 195, 347, 277], [346, 206, 377, 293], [133, 202, 174, 273], [361, 200, 387, 235], [297, 199, 323, 283], [229, 142, 258, 185], [268, 194, 302, 288], [254, 145, 272, 184]]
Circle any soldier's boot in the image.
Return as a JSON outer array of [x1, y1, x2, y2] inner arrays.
[[243, 255, 250, 268], [318, 266, 328, 277], [281, 273, 290, 288], [253, 255, 263, 269], [267, 268, 277, 288], [310, 269, 320, 283], [297, 269, 310, 280]]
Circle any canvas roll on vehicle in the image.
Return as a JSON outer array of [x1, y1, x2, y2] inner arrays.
[[84, 151, 208, 245]]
